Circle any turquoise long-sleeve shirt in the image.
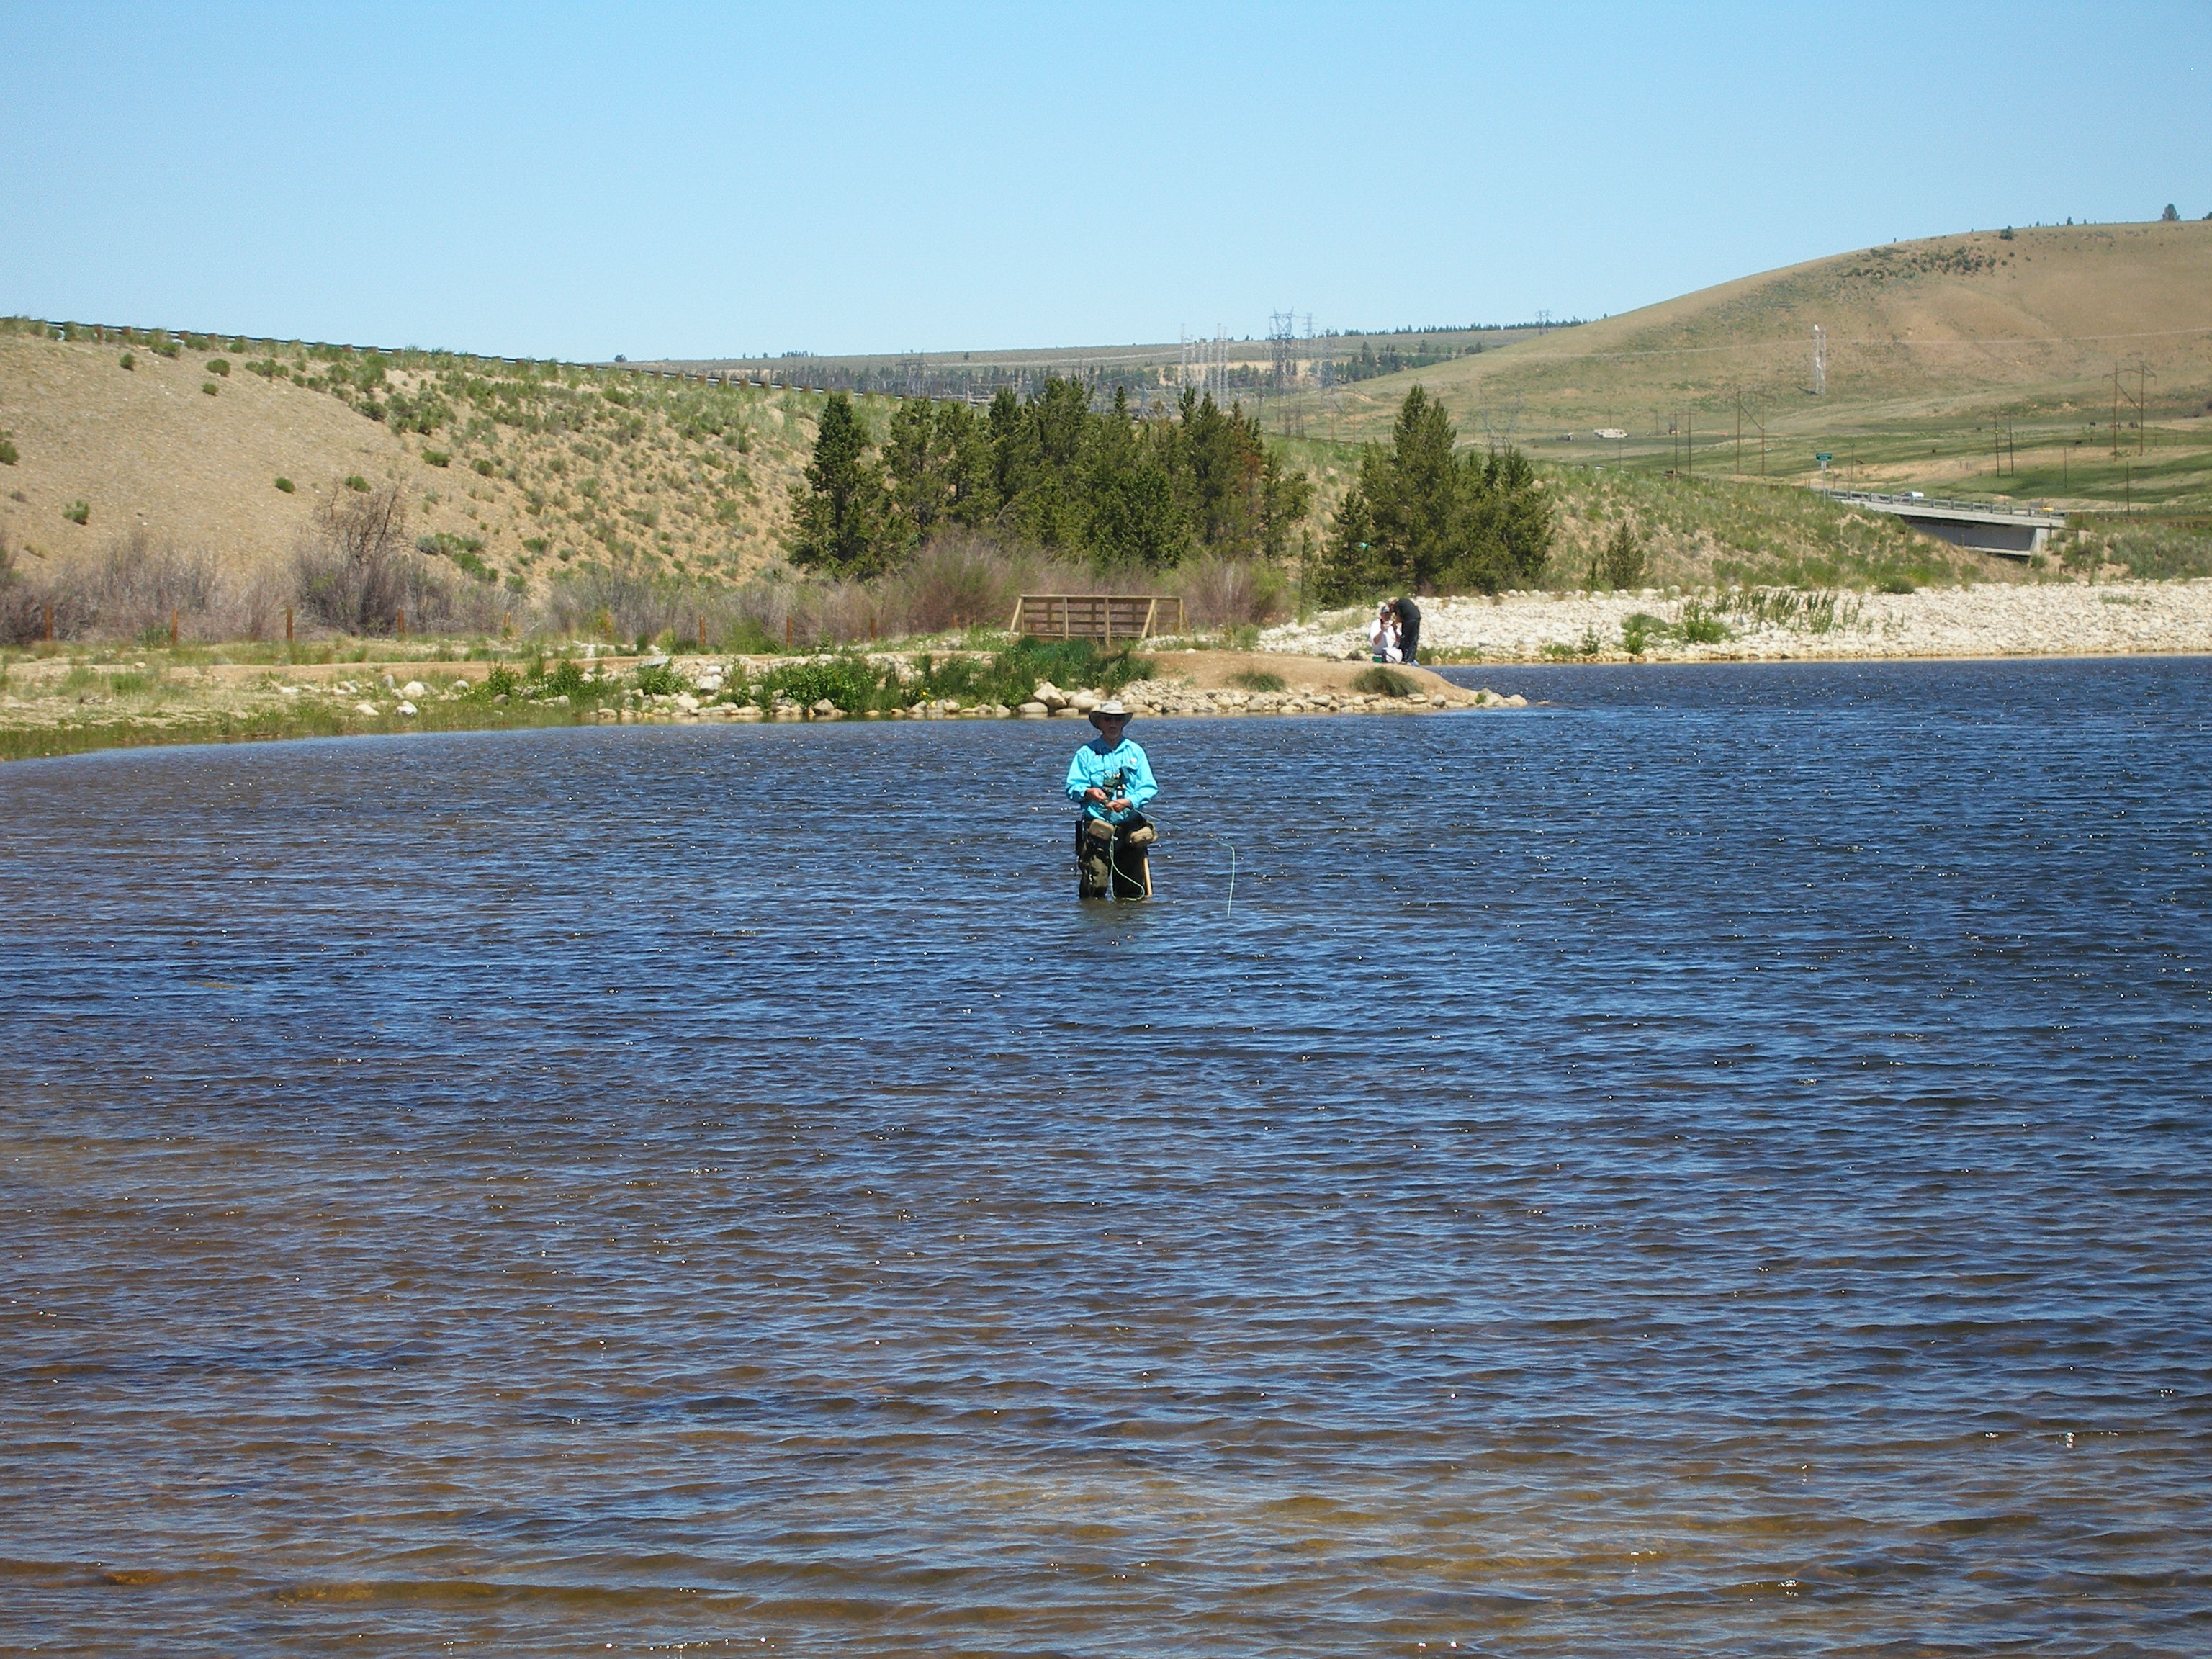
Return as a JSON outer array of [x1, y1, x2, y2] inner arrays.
[[1065, 736, 1157, 825]]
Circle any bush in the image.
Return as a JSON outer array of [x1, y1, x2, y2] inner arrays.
[[205, 359, 230, 377], [634, 662, 689, 696], [202, 382, 220, 397], [756, 655, 886, 711], [1675, 599, 1730, 644], [482, 663, 521, 697], [539, 658, 590, 699], [119, 351, 135, 371], [422, 449, 451, 467], [274, 477, 295, 493], [1230, 670, 1287, 692], [472, 458, 495, 477], [1878, 577, 1918, 595], [1621, 613, 1661, 654], [293, 485, 413, 631], [151, 339, 180, 359], [63, 500, 90, 526], [883, 531, 1025, 636], [1352, 665, 1416, 696], [344, 475, 369, 493], [1179, 552, 1290, 629], [0, 438, 17, 466]]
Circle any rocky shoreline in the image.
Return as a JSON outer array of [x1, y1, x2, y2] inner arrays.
[[1262, 578, 2212, 664], [0, 647, 1518, 762]]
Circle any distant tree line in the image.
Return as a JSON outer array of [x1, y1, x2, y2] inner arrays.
[[1314, 386, 1555, 599], [789, 380, 1312, 578], [1325, 337, 1489, 385]]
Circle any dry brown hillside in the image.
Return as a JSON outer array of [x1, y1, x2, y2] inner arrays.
[[0, 323, 817, 600], [1326, 220, 2212, 439]]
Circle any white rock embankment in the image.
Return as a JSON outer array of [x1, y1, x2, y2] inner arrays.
[[1262, 580, 2212, 663]]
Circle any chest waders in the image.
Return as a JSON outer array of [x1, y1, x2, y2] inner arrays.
[[1076, 766, 1156, 899]]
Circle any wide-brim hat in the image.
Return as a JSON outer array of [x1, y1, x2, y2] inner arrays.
[[1088, 699, 1130, 722]]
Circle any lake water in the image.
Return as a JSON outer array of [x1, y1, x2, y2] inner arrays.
[[3, 657, 2208, 1656]]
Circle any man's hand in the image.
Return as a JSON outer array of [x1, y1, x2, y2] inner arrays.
[[1107, 797, 1132, 814], [1084, 786, 1110, 804]]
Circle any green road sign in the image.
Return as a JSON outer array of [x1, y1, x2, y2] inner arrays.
[[1815, 452, 1833, 462]]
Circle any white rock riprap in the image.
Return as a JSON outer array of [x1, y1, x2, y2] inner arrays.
[[1262, 580, 2212, 663]]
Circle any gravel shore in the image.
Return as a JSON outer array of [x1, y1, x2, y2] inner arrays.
[[1262, 579, 2212, 663]]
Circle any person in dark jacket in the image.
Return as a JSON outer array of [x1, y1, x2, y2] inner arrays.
[[1390, 595, 1422, 666]]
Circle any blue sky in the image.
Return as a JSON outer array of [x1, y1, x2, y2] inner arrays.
[[2, 1, 2205, 361]]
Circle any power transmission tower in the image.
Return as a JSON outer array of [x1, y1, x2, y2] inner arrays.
[[1268, 310, 1299, 433], [1811, 325, 1827, 396]]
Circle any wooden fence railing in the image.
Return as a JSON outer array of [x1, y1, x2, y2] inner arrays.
[[1008, 594, 1184, 642]]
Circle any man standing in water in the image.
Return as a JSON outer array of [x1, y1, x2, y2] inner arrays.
[[1065, 700, 1158, 899], [1390, 595, 1422, 667]]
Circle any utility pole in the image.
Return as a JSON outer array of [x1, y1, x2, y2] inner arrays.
[[1811, 325, 1827, 396], [2110, 361, 2121, 459]]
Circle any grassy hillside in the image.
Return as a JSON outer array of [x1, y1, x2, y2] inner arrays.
[[1308, 220, 2212, 511], [0, 318, 822, 600]]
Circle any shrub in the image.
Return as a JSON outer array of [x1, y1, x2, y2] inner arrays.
[[1230, 670, 1288, 692], [540, 658, 590, 699], [482, 663, 521, 697], [1878, 577, 1918, 595], [0, 438, 17, 466], [634, 662, 689, 696], [202, 381, 220, 396], [63, 500, 91, 526], [1621, 613, 1661, 654], [119, 351, 135, 371], [473, 458, 495, 477], [422, 449, 451, 467], [344, 475, 369, 493], [293, 485, 412, 631], [274, 477, 295, 493], [87, 529, 222, 637], [1675, 599, 1730, 643], [414, 533, 493, 584], [245, 358, 283, 378], [884, 531, 1023, 636], [205, 359, 230, 377], [1179, 552, 1290, 629], [755, 655, 886, 712], [151, 339, 179, 359], [1352, 665, 1416, 696]]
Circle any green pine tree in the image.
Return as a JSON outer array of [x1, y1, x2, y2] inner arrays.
[[787, 392, 891, 578]]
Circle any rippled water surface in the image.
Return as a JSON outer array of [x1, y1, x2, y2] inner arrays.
[[4, 657, 2210, 1656]]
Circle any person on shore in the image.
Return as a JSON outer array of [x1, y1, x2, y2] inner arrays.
[[1370, 603, 1402, 663], [1065, 700, 1157, 899], [1391, 595, 1422, 666]]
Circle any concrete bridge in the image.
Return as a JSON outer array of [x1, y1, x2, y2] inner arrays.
[[1821, 490, 2065, 558]]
